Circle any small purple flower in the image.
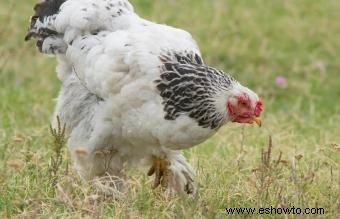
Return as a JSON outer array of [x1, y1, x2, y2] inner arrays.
[[275, 76, 287, 87]]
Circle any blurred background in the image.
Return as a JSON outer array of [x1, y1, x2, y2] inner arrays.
[[0, 0, 339, 218], [1, 0, 339, 131]]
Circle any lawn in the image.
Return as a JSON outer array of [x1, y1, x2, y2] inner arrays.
[[0, 0, 339, 218]]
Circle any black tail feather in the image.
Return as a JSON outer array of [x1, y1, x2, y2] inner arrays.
[[25, 0, 66, 41], [33, 0, 66, 21]]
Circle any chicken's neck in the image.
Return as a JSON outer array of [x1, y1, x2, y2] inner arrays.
[[156, 53, 238, 129]]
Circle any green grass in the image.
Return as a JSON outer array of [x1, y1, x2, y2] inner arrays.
[[0, 0, 339, 218]]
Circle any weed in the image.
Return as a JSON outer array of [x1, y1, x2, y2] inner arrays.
[[48, 116, 66, 196]]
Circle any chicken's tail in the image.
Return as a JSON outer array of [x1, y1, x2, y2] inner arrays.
[[25, 0, 140, 55], [25, 0, 67, 54]]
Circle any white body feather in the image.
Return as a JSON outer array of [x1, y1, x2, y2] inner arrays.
[[40, 0, 208, 193], [29, 0, 254, 193]]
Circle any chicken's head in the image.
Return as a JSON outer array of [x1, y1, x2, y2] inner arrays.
[[226, 87, 263, 126]]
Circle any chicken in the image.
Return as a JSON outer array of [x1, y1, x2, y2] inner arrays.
[[25, 0, 263, 194]]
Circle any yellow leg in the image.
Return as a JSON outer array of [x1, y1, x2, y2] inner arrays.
[[147, 157, 171, 189]]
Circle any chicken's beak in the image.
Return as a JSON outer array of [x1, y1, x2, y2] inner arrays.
[[253, 117, 262, 127]]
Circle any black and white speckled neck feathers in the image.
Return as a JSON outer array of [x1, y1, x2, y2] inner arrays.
[[155, 53, 237, 129]]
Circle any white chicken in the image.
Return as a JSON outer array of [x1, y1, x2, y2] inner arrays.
[[26, 0, 263, 194]]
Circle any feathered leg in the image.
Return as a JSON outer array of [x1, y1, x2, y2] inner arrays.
[[72, 147, 126, 195], [53, 75, 126, 195], [148, 150, 196, 195]]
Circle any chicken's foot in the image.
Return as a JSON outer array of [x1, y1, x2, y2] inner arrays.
[[147, 156, 172, 189]]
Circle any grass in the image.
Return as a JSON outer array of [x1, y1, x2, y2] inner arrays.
[[0, 0, 339, 218]]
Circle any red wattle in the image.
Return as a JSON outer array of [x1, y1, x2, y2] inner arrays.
[[254, 100, 263, 116]]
